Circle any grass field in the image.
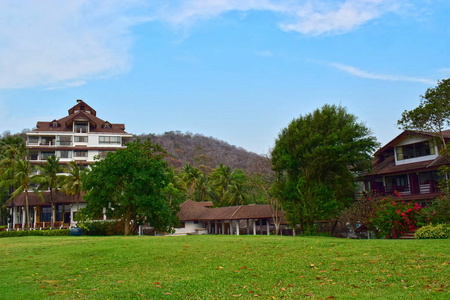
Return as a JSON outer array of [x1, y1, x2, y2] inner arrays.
[[0, 235, 448, 299]]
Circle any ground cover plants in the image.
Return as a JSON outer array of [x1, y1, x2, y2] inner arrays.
[[0, 235, 448, 299]]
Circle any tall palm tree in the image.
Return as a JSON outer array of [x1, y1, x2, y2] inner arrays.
[[222, 169, 248, 206], [35, 156, 64, 229], [181, 164, 203, 198], [210, 164, 233, 203], [61, 161, 84, 202], [2, 159, 42, 229]]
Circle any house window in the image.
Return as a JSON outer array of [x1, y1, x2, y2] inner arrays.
[[74, 136, 88, 143], [40, 207, 52, 222], [74, 150, 88, 158], [385, 174, 408, 192], [104, 123, 111, 130], [99, 136, 121, 144], [396, 141, 435, 160], [56, 150, 72, 159], [57, 135, 72, 146], [55, 204, 71, 223], [41, 152, 55, 159], [52, 122, 58, 129], [28, 136, 39, 144], [74, 122, 88, 133]]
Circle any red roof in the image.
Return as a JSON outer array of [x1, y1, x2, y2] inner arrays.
[[177, 200, 287, 223], [32, 100, 129, 134], [7, 191, 85, 207]]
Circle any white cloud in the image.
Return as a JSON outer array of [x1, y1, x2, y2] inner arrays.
[[0, 0, 409, 90], [0, 0, 146, 90], [331, 62, 435, 84]]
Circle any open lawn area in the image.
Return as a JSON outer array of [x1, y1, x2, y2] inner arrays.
[[0, 235, 448, 299]]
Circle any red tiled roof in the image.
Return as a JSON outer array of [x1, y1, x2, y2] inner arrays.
[[178, 200, 287, 223], [7, 191, 85, 207], [32, 101, 129, 134]]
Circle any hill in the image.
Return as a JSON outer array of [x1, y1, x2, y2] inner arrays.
[[134, 131, 271, 174]]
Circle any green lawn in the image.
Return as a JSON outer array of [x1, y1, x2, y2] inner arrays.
[[0, 235, 448, 299]]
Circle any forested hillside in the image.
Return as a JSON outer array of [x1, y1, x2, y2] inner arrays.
[[134, 131, 271, 175]]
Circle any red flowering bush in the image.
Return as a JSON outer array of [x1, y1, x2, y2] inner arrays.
[[369, 198, 422, 239]]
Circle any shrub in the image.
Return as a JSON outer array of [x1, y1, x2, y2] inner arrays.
[[419, 195, 450, 226], [415, 224, 450, 239], [77, 220, 123, 236], [340, 192, 381, 238], [369, 198, 421, 239], [0, 229, 70, 238]]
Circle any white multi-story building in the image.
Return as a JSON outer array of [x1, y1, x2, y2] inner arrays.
[[27, 100, 132, 165], [8, 100, 132, 230]]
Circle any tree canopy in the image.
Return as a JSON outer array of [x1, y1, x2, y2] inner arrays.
[[271, 104, 378, 232], [82, 139, 184, 235], [398, 78, 450, 148]]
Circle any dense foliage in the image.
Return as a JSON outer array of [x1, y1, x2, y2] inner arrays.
[[398, 78, 450, 148], [81, 139, 184, 235], [271, 104, 378, 232], [369, 198, 422, 238], [416, 223, 450, 239]]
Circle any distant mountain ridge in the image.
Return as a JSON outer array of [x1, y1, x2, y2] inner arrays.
[[134, 131, 271, 174]]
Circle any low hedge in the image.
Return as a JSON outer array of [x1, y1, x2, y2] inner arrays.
[[0, 229, 70, 238], [77, 220, 123, 236], [415, 224, 450, 239]]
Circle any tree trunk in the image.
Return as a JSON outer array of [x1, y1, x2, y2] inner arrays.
[[25, 190, 30, 230], [50, 188, 54, 229], [330, 219, 338, 237]]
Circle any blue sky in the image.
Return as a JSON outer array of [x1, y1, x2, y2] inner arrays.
[[1, 0, 449, 154]]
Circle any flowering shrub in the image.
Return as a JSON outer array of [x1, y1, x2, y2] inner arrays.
[[418, 195, 450, 226], [369, 198, 422, 239]]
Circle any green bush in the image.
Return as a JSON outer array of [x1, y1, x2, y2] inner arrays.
[[0, 229, 70, 238], [77, 220, 123, 236], [418, 195, 450, 226], [415, 223, 450, 239]]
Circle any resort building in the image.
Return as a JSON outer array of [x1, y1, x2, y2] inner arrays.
[[362, 130, 450, 206], [8, 100, 132, 229], [174, 200, 287, 235]]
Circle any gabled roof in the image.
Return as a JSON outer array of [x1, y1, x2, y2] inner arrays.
[[68, 100, 96, 116], [7, 191, 85, 207], [177, 200, 287, 223], [32, 100, 129, 134], [374, 130, 450, 157]]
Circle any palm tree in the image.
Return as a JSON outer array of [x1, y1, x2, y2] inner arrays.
[[222, 169, 248, 206], [60, 161, 84, 202], [1, 159, 42, 229], [181, 164, 203, 198], [34, 156, 64, 229], [210, 164, 233, 203]]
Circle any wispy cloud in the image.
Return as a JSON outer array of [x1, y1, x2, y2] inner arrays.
[[0, 0, 410, 90], [44, 80, 86, 90], [330, 62, 435, 84], [0, 1, 146, 90]]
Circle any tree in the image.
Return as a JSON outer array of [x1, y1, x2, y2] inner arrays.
[[398, 78, 450, 149], [35, 156, 64, 229], [271, 104, 378, 233], [1, 159, 42, 229], [82, 139, 183, 235], [181, 164, 202, 197], [60, 160, 84, 202]]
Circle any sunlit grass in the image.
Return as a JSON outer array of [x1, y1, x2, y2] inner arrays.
[[0, 235, 448, 299]]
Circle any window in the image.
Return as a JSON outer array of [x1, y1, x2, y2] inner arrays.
[[74, 122, 88, 133], [57, 135, 72, 146], [56, 150, 72, 159], [40, 207, 52, 222], [385, 174, 408, 191], [99, 136, 121, 144], [104, 123, 111, 130], [52, 122, 58, 129], [41, 152, 55, 159], [396, 141, 435, 160], [74, 136, 88, 143], [55, 204, 71, 223], [74, 150, 88, 158], [28, 136, 39, 144]]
